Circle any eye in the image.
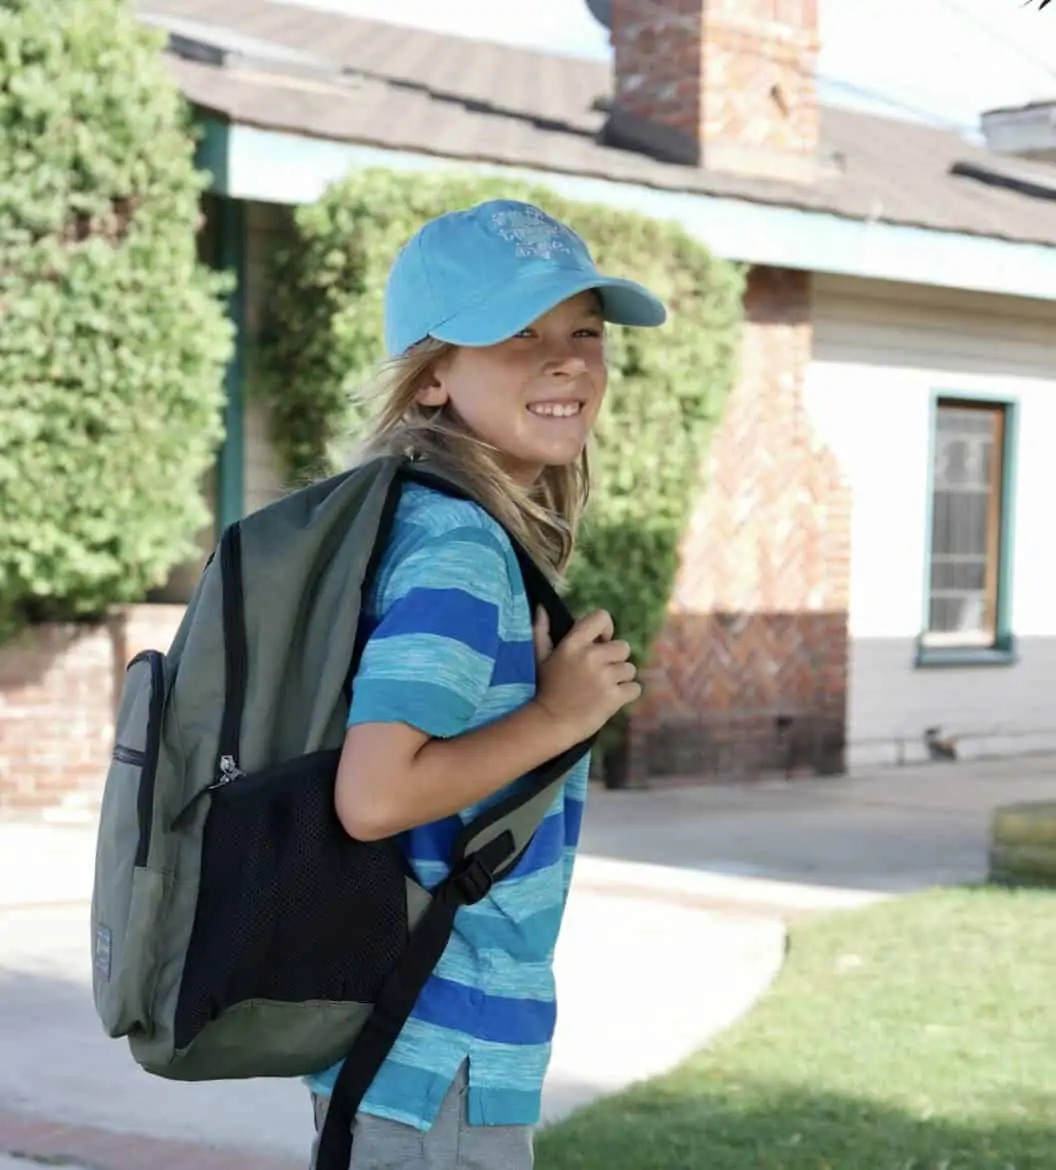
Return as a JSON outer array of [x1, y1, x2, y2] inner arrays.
[[512, 327, 535, 339], [574, 327, 604, 339]]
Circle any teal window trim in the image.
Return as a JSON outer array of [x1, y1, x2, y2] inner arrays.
[[916, 390, 1018, 669], [214, 197, 247, 534], [194, 115, 230, 194]]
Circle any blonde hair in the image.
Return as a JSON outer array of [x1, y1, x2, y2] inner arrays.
[[352, 338, 590, 579]]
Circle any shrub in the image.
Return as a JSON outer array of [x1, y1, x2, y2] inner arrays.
[[0, 0, 234, 638]]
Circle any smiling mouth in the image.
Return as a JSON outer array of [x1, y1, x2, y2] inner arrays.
[[526, 401, 584, 418]]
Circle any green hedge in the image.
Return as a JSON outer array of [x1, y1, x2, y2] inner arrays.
[[990, 801, 1056, 888], [0, 0, 234, 638], [259, 170, 744, 752]]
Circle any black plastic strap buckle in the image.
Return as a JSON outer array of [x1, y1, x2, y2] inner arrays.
[[449, 856, 495, 905]]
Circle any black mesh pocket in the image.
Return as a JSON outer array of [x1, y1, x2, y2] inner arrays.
[[173, 749, 410, 1051]]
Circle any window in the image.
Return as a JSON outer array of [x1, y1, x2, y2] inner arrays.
[[923, 398, 1014, 657]]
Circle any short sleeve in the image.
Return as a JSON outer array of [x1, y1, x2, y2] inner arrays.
[[348, 527, 511, 738]]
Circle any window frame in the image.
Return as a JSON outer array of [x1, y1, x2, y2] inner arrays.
[[917, 391, 1018, 669]]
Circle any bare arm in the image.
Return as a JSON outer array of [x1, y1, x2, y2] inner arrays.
[[334, 700, 578, 841], [335, 608, 638, 842]]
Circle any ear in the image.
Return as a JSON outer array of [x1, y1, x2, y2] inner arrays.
[[414, 364, 449, 408]]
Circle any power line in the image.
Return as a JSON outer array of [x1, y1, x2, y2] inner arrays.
[[724, 40, 979, 136], [814, 71, 978, 135], [937, 0, 1056, 82]]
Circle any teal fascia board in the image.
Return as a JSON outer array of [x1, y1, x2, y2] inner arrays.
[[190, 119, 1056, 304]]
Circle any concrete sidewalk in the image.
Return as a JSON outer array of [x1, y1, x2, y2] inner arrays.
[[0, 826, 787, 1168], [4, 751, 1054, 1169], [0, 893, 785, 1160], [580, 750, 1056, 893]]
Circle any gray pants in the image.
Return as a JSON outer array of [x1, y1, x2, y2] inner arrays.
[[310, 1063, 534, 1170]]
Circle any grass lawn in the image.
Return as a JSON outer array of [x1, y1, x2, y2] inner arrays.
[[537, 887, 1055, 1170]]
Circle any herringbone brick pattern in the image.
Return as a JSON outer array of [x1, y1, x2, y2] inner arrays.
[[633, 267, 850, 782]]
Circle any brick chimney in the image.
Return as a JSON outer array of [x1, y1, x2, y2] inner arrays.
[[605, 0, 822, 182]]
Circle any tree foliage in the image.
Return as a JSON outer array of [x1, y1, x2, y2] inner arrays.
[[0, 0, 233, 637]]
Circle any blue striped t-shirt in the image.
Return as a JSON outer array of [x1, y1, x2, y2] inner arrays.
[[305, 482, 590, 1130]]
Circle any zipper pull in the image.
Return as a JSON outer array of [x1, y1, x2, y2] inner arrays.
[[216, 755, 244, 786], [171, 755, 244, 829]]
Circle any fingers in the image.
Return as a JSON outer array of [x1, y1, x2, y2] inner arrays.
[[533, 602, 642, 738], [595, 639, 632, 665], [532, 606, 552, 663], [565, 609, 615, 649]]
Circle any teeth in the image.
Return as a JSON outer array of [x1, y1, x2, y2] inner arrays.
[[528, 402, 581, 418]]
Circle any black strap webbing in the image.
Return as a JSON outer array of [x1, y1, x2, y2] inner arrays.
[[216, 522, 248, 772], [313, 833, 514, 1170]]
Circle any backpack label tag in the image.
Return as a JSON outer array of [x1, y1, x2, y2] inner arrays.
[[94, 925, 112, 981]]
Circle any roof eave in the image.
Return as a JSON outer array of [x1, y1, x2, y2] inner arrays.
[[197, 114, 1056, 304]]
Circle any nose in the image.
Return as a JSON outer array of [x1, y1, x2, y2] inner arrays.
[[542, 341, 588, 378]]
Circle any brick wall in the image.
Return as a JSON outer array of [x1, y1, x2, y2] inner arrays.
[[628, 267, 851, 785], [608, 0, 820, 180], [0, 605, 185, 812]]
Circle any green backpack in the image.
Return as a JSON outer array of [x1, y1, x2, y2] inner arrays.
[[90, 455, 592, 1170]]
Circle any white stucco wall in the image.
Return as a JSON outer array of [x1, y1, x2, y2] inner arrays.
[[806, 274, 1056, 767]]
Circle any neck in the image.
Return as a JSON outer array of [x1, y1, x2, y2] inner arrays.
[[500, 456, 544, 487]]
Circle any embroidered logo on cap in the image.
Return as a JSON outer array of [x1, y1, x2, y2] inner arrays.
[[490, 206, 574, 260]]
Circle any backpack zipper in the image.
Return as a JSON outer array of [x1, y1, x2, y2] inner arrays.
[[128, 650, 165, 869], [170, 754, 245, 830], [215, 754, 245, 786], [215, 522, 248, 779]]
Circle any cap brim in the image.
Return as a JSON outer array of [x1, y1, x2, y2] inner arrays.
[[429, 270, 667, 348]]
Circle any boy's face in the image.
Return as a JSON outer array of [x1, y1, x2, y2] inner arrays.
[[416, 291, 608, 484]]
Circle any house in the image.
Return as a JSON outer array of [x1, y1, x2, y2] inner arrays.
[[143, 0, 1056, 782]]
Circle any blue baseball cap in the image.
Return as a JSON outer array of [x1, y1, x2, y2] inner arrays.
[[384, 199, 667, 357]]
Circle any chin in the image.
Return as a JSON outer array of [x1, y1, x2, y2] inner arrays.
[[537, 442, 588, 468], [504, 443, 585, 483]]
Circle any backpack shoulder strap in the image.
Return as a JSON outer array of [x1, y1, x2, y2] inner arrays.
[[397, 460, 594, 882], [315, 822, 520, 1170]]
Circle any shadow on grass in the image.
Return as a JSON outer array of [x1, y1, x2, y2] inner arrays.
[[537, 1078, 1056, 1170]]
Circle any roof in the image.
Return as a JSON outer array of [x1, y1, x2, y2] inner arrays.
[[140, 0, 1056, 248]]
